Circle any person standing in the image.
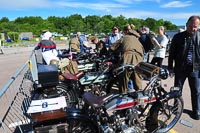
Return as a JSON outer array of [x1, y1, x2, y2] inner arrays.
[[150, 26, 168, 67], [138, 26, 153, 63], [69, 34, 80, 53], [77, 32, 91, 53], [105, 26, 123, 47], [35, 31, 59, 65], [110, 24, 144, 93], [168, 15, 200, 120]]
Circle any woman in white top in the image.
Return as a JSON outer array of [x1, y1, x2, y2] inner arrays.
[[150, 26, 168, 67]]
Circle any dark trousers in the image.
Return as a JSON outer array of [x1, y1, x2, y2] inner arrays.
[[175, 65, 200, 113], [150, 57, 163, 67]]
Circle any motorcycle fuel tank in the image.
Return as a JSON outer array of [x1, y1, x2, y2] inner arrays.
[[79, 72, 110, 85], [78, 63, 96, 71], [105, 95, 136, 112]]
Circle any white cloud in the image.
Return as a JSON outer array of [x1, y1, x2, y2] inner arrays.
[[114, 0, 161, 4], [0, 0, 53, 10], [0, 0, 198, 25], [161, 1, 192, 8], [55, 1, 127, 11], [113, 9, 199, 19], [111, 9, 200, 25]]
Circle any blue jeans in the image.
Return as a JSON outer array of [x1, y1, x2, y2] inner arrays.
[[128, 80, 134, 92], [175, 65, 200, 113], [143, 52, 150, 63]]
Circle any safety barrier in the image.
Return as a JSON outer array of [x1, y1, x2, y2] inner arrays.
[[0, 52, 35, 133]]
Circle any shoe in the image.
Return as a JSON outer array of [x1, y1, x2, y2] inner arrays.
[[193, 112, 200, 120], [127, 89, 135, 93]]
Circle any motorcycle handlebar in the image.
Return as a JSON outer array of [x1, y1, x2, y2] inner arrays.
[[112, 64, 135, 77]]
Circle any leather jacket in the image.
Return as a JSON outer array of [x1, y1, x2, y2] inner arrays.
[[168, 30, 200, 71]]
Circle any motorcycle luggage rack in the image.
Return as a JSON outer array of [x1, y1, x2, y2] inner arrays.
[[135, 62, 160, 79]]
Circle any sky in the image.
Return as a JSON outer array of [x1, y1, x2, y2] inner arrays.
[[0, 0, 199, 26]]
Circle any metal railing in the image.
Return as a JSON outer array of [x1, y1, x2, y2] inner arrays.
[[0, 52, 35, 133]]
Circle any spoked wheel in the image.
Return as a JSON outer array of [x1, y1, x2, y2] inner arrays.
[[56, 82, 78, 108], [146, 96, 183, 133], [67, 118, 98, 133], [35, 82, 78, 108]]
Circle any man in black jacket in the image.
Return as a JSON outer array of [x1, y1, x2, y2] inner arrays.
[[168, 15, 200, 120], [138, 26, 153, 63]]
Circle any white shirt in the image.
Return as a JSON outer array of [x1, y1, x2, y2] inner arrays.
[[153, 35, 168, 58]]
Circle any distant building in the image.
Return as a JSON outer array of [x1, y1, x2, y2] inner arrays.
[[165, 25, 186, 41], [178, 25, 186, 30], [19, 32, 33, 40], [165, 30, 179, 40]]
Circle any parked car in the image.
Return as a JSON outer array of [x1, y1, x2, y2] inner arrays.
[[21, 37, 29, 41]]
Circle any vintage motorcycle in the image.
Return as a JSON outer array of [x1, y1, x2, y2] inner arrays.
[[65, 63, 183, 133], [56, 49, 99, 72], [31, 49, 107, 108], [57, 53, 119, 108]]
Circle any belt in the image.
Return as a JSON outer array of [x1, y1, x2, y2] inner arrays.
[[124, 50, 143, 57]]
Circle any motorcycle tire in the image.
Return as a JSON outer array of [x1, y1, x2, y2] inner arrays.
[[56, 82, 78, 108], [36, 82, 78, 108], [146, 96, 183, 133]]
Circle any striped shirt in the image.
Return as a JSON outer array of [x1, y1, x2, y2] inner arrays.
[[186, 37, 193, 64]]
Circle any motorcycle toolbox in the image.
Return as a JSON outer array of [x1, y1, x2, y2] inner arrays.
[[31, 109, 67, 123], [37, 64, 59, 86], [135, 62, 160, 79]]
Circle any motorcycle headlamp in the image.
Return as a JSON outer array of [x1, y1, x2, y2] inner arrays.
[[159, 68, 169, 80]]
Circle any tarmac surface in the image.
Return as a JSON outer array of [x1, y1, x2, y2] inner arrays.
[[0, 44, 200, 133]]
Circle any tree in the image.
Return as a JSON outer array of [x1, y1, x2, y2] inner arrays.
[[7, 32, 19, 42], [67, 14, 85, 33], [0, 15, 178, 38], [101, 15, 115, 34], [0, 22, 17, 33], [164, 21, 178, 30], [145, 17, 158, 32], [85, 15, 100, 34], [0, 17, 9, 23], [112, 15, 128, 31], [127, 18, 143, 29]]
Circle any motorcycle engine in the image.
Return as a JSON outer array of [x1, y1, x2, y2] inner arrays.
[[123, 107, 143, 132], [102, 107, 143, 133]]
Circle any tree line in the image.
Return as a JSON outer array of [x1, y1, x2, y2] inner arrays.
[[0, 14, 178, 38]]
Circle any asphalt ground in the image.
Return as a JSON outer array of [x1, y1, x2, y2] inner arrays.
[[0, 44, 200, 133]]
